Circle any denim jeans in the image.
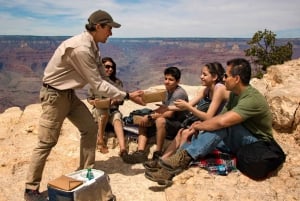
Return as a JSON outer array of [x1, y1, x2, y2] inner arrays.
[[181, 124, 258, 160]]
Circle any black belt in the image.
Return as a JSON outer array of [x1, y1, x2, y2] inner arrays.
[[42, 83, 59, 91]]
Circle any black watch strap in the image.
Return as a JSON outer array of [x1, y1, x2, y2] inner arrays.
[[124, 92, 130, 100], [147, 114, 153, 121]]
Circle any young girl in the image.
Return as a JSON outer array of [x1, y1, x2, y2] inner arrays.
[[144, 62, 229, 170]]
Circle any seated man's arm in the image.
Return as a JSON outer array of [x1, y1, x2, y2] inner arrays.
[[190, 111, 243, 132]]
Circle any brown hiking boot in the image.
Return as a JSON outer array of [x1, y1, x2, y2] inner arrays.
[[143, 151, 162, 171], [158, 149, 192, 174], [144, 168, 174, 186], [143, 160, 160, 171], [122, 150, 147, 164]]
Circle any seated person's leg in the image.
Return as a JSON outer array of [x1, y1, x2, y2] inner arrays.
[[161, 128, 184, 160], [143, 122, 183, 171], [179, 128, 194, 146], [122, 126, 149, 164], [110, 112, 127, 156], [223, 124, 258, 154], [96, 109, 109, 154], [154, 117, 167, 153]]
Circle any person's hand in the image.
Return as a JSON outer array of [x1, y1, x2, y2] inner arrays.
[[87, 99, 95, 106], [174, 99, 189, 110], [140, 115, 151, 127], [190, 121, 203, 131], [181, 128, 196, 143], [155, 105, 168, 113], [111, 98, 122, 106], [129, 90, 146, 106]]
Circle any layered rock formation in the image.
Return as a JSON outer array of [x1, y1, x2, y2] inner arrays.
[[251, 59, 300, 143], [0, 59, 299, 201]]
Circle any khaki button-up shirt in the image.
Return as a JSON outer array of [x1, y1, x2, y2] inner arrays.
[[43, 31, 126, 99]]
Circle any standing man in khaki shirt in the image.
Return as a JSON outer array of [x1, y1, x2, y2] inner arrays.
[[24, 9, 144, 201]]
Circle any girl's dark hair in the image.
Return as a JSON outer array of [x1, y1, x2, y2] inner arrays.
[[102, 57, 122, 85], [205, 62, 225, 83], [164, 66, 181, 81], [226, 58, 251, 85]]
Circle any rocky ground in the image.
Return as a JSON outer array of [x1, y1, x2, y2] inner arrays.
[[0, 87, 299, 201]]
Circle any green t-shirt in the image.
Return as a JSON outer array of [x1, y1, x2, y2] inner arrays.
[[222, 85, 273, 141]]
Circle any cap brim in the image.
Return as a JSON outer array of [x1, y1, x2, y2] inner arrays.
[[107, 22, 121, 28]]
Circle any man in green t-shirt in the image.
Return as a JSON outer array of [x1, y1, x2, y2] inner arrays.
[[145, 58, 275, 184]]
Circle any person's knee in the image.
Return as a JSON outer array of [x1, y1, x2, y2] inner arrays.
[[112, 118, 122, 126], [155, 117, 166, 126], [37, 140, 57, 149]]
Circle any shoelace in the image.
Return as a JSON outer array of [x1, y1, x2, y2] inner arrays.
[[168, 150, 185, 166]]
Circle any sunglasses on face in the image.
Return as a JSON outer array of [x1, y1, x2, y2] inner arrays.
[[104, 65, 113, 69], [223, 73, 230, 79]]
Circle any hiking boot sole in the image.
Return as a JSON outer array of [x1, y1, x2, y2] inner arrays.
[[144, 172, 173, 186]]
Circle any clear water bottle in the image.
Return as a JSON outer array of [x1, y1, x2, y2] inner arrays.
[[207, 165, 228, 176], [86, 168, 94, 180]]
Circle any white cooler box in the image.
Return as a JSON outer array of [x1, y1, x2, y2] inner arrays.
[[48, 169, 115, 201]]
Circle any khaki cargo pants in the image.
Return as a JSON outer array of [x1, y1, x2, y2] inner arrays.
[[25, 86, 97, 191]]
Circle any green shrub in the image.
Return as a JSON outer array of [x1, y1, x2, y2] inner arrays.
[[245, 29, 293, 77]]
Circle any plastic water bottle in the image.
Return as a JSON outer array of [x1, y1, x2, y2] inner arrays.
[[86, 168, 94, 180], [207, 165, 228, 176]]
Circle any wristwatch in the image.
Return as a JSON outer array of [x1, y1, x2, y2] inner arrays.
[[124, 92, 130, 100], [147, 114, 153, 121]]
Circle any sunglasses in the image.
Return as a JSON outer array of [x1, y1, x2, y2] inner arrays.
[[104, 65, 113, 69], [223, 73, 229, 79]]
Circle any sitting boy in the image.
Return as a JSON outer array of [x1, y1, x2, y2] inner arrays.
[[123, 66, 189, 164]]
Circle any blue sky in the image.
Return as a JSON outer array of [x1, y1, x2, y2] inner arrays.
[[0, 0, 299, 38]]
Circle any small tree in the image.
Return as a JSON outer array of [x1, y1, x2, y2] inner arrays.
[[245, 29, 293, 77]]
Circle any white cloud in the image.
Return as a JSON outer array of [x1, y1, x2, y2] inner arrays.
[[0, 0, 299, 37]]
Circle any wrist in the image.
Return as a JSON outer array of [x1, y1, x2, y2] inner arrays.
[[124, 92, 130, 100], [147, 114, 153, 121]]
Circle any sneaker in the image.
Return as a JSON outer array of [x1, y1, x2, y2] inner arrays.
[[143, 151, 163, 171], [122, 150, 147, 164], [158, 149, 192, 174], [24, 189, 48, 201], [144, 168, 174, 186]]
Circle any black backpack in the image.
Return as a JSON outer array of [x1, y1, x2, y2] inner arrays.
[[123, 108, 153, 125], [236, 139, 286, 180]]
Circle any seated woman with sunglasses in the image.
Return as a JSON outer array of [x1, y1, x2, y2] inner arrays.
[[88, 57, 127, 158]]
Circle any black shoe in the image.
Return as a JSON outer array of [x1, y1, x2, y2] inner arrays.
[[122, 150, 147, 164], [158, 149, 192, 175], [145, 168, 174, 186], [24, 189, 48, 201], [119, 149, 128, 160], [143, 151, 163, 171]]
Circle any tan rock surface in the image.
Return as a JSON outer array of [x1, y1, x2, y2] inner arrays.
[[0, 59, 300, 201]]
